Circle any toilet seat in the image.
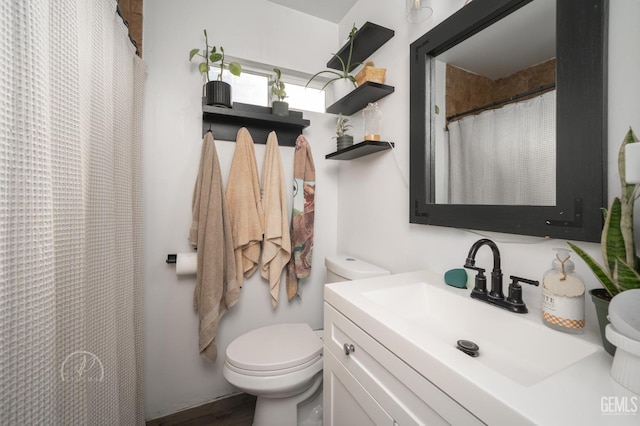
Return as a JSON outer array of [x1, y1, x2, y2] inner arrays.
[[225, 323, 322, 376]]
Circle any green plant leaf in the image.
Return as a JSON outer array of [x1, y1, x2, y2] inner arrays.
[[614, 258, 640, 291], [601, 197, 626, 275], [320, 76, 346, 91], [198, 62, 208, 74], [228, 62, 242, 77], [189, 48, 200, 61], [619, 128, 640, 269], [306, 70, 343, 88], [210, 52, 223, 63], [273, 68, 281, 79], [567, 241, 617, 296], [333, 54, 348, 76]]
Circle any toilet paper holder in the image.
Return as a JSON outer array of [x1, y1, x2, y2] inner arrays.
[[166, 254, 177, 264]]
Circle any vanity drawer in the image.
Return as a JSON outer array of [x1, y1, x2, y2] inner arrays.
[[324, 303, 483, 425]]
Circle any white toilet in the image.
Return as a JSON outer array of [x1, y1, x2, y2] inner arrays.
[[222, 255, 390, 426]]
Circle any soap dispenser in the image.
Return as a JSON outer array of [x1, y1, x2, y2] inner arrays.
[[542, 248, 585, 334]]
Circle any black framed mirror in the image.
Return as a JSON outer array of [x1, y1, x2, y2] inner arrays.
[[409, 0, 608, 242]]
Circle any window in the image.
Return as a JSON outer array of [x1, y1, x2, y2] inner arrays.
[[211, 65, 325, 113], [221, 72, 269, 106]]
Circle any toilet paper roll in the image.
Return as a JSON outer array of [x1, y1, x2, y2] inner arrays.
[[175, 252, 198, 276]]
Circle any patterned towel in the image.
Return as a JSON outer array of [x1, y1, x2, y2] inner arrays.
[[286, 135, 315, 300]]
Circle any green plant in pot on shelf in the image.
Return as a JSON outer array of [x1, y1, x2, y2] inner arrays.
[[189, 29, 242, 108], [269, 68, 288, 117], [568, 127, 640, 355], [306, 24, 360, 104], [334, 114, 353, 150]]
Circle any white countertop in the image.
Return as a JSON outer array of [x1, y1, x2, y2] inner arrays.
[[324, 270, 639, 425]]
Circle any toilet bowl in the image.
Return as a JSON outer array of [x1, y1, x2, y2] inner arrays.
[[223, 255, 390, 426]]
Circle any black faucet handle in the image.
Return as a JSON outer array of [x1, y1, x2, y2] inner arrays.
[[464, 264, 485, 274], [506, 275, 539, 311], [464, 264, 487, 295], [509, 275, 539, 287]]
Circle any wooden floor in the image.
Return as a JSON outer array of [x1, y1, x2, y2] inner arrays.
[[146, 393, 256, 426]]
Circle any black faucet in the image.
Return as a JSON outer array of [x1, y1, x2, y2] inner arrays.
[[463, 238, 539, 314]]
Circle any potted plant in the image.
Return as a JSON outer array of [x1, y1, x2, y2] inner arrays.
[[306, 24, 360, 106], [269, 68, 288, 116], [189, 29, 242, 108], [568, 128, 640, 355], [334, 114, 354, 150]]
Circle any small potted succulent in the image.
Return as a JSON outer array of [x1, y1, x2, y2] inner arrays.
[[269, 68, 288, 116], [306, 24, 360, 106], [334, 114, 353, 150], [189, 29, 242, 107], [568, 127, 640, 355]]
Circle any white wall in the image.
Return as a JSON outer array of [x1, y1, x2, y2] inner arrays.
[[336, 0, 640, 348], [143, 0, 640, 420], [142, 0, 341, 419]]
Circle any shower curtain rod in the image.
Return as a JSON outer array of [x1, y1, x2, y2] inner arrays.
[[446, 82, 556, 121]]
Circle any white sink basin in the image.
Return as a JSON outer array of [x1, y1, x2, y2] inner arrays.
[[363, 282, 599, 386]]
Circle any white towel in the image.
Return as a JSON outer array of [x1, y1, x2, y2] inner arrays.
[[260, 131, 291, 307]]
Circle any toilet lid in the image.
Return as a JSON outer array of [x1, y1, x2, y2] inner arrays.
[[226, 323, 322, 372]]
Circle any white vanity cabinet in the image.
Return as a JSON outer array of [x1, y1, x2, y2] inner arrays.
[[323, 303, 482, 426]]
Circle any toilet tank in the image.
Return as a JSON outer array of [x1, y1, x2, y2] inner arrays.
[[325, 255, 390, 283]]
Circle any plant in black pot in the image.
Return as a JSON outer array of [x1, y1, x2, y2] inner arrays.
[[269, 68, 288, 116], [189, 29, 241, 108], [306, 24, 360, 106], [568, 128, 640, 355], [334, 114, 353, 151]]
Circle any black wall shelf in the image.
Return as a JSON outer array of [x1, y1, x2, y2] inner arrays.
[[202, 102, 310, 146], [326, 141, 394, 160], [326, 82, 395, 116], [327, 22, 395, 72]]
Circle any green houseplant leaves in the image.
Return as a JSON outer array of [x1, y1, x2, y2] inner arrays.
[[189, 30, 241, 82], [306, 24, 360, 91], [568, 128, 640, 297]]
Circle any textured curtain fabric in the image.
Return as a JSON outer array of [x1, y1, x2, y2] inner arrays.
[[0, 0, 144, 424], [447, 90, 556, 205]]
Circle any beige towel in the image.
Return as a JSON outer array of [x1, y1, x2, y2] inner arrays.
[[226, 128, 264, 285], [260, 131, 291, 307], [189, 132, 240, 362]]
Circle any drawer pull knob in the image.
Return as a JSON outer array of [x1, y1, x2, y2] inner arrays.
[[343, 343, 355, 355]]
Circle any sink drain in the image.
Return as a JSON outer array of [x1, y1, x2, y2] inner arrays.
[[456, 339, 480, 357]]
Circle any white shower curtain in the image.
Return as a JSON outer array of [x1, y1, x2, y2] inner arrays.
[[0, 1, 144, 424], [447, 90, 556, 205]]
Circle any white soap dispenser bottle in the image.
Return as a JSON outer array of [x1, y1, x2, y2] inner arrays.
[[542, 248, 585, 334]]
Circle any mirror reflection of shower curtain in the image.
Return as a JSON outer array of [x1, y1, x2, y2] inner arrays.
[[447, 90, 556, 205]]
